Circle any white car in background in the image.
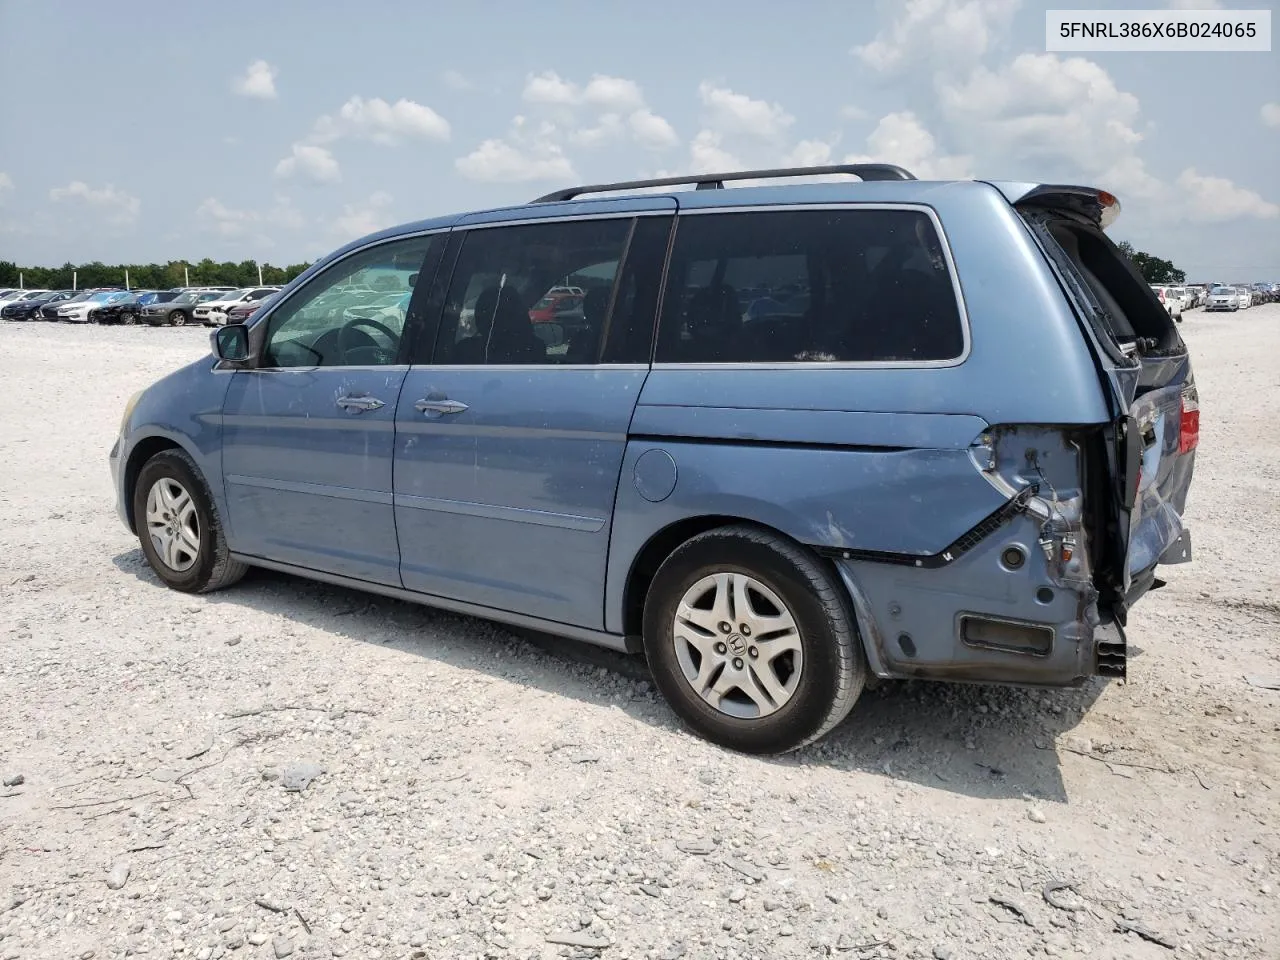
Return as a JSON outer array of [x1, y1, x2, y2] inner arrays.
[[0, 289, 50, 311], [1235, 286, 1252, 310], [192, 287, 281, 326], [1204, 286, 1240, 312], [56, 290, 130, 323], [1173, 286, 1194, 312], [1150, 285, 1183, 321]]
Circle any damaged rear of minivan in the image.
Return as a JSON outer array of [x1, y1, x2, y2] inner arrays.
[[1015, 186, 1197, 646], [814, 183, 1196, 699]]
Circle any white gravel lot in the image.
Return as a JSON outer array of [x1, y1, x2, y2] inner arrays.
[[0, 309, 1277, 960]]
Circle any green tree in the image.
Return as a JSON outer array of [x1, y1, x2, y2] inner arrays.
[[1116, 241, 1186, 284], [0, 257, 312, 290]]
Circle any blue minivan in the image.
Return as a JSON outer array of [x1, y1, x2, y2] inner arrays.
[[111, 164, 1197, 753]]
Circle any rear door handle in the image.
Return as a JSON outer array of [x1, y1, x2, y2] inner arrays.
[[336, 394, 385, 413], [414, 398, 469, 416]]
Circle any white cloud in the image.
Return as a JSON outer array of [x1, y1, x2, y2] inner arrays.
[[49, 181, 140, 224], [442, 69, 473, 91], [455, 139, 576, 183], [689, 130, 742, 173], [855, 0, 1020, 74], [523, 70, 580, 106], [783, 139, 835, 167], [839, 105, 869, 122], [698, 82, 793, 140], [274, 144, 341, 183], [196, 196, 304, 240], [844, 112, 972, 179], [314, 96, 451, 145], [329, 191, 396, 241], [1175, 169, 1279, 222], [569, 113, 625, 148], [232, 59, 278, 100], [583, 75, 644, 112], [629, 108, 679, 149], [1262, 102, 1280, 128], [938, 53, 1154, 190], [0, 172, 12, 203]]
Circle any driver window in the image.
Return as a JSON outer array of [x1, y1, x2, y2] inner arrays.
[[261, 234, 440, 368]]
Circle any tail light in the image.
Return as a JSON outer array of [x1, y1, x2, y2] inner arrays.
[[1178, 382, 1200, 454]]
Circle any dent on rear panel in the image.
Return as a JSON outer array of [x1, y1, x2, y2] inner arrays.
[[841, 425, 1101, 685]]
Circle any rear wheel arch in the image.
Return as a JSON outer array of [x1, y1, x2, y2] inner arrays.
[[622, 516, 854, 642]]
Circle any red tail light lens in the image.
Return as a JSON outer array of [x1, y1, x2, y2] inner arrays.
[[1179, 384, 1200, 454]]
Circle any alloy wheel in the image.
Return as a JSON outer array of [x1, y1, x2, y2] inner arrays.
[[145, 477, 201, 572], [672, 573, 804, 720]]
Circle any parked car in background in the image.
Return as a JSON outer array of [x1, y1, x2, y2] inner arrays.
[[1205, 286, 1241, 311], [224, 293, 278, 324], [1173, 286, 1194, 312], [141, 290, 222, 326], [39, 291, 92, 320], [137, 291, 183, 308], [193, 287, 281, 326], [90, 293, 147, 325], [0, 289, 51, 312], [1235, 286, 1252, 309], [113, 164, 1199, 754], [1151, 285, 1183, 321], [58, 290, 133, 323], [2, 289, 76, 320]]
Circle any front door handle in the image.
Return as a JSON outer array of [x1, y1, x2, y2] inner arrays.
[[336, 394, 385, 413], [414, 398, 469, 416]]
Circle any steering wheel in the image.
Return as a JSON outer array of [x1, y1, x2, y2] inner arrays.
[[337, 316, 400, 364]]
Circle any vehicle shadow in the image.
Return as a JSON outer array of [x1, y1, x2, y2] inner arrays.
[[113, 551, 1104, 803]]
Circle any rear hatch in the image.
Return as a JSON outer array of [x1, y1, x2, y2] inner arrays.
[[1006, 185, 1197, 626]]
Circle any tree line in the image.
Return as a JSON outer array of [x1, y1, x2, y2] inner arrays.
[[1115, 242, 1186, 284], [0, 258, 312, 291]]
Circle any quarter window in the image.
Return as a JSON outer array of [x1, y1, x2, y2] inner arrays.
[[433, 218, 633, 365], [261, 235, 439, 368], [655, 209, 965, 364]]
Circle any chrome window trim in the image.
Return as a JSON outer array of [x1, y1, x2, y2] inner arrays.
[[457, 209, 673, 231], [653, 202, 972, 371], [247, 227, 450, 372], [407, 363, 650, 372]]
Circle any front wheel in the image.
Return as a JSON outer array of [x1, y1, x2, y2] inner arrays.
[[642, 525, 865, 754], [120, 311, 137, 325], [133, 449, 247, 593], [168, 311, 185, 326]]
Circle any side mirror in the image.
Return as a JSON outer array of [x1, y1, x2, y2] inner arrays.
[[211, 323, 250, 364], [407, 272, 419, 288]]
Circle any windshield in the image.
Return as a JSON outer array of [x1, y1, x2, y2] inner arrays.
[[1210, 287, 1231, 294]]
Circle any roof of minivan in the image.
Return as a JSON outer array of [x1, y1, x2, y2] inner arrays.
[[316, 177, 1109, 279]]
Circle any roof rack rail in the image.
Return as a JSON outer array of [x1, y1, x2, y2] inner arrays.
[[530, 163, 917, 203]]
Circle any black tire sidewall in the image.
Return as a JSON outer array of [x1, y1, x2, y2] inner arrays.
[[132, 451, 220, 593], [643, 532, 851, 754], [169, 311, 184, 326]]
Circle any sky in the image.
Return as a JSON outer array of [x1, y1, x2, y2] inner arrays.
[[0, 0, 1277, 280]]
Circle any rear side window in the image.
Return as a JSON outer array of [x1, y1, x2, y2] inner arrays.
[[654, 208, 965, 364]]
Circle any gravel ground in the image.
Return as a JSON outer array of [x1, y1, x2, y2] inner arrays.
[[1, 309, 1277, 960]]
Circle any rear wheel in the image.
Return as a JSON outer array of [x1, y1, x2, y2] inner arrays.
[[642, 525, 865, 754], [133, 449, 247, 593], [168, 310, 185, 326]]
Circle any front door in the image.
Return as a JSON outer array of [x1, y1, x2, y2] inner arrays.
[[393, 212, 672, 627], [221, 233, 444, 585]]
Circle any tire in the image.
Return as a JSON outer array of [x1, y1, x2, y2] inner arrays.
[[132, 448, 248, 594], [121, 311, 136, 325], [168, 310, 185, 327], [642, 524, 865, 754]]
